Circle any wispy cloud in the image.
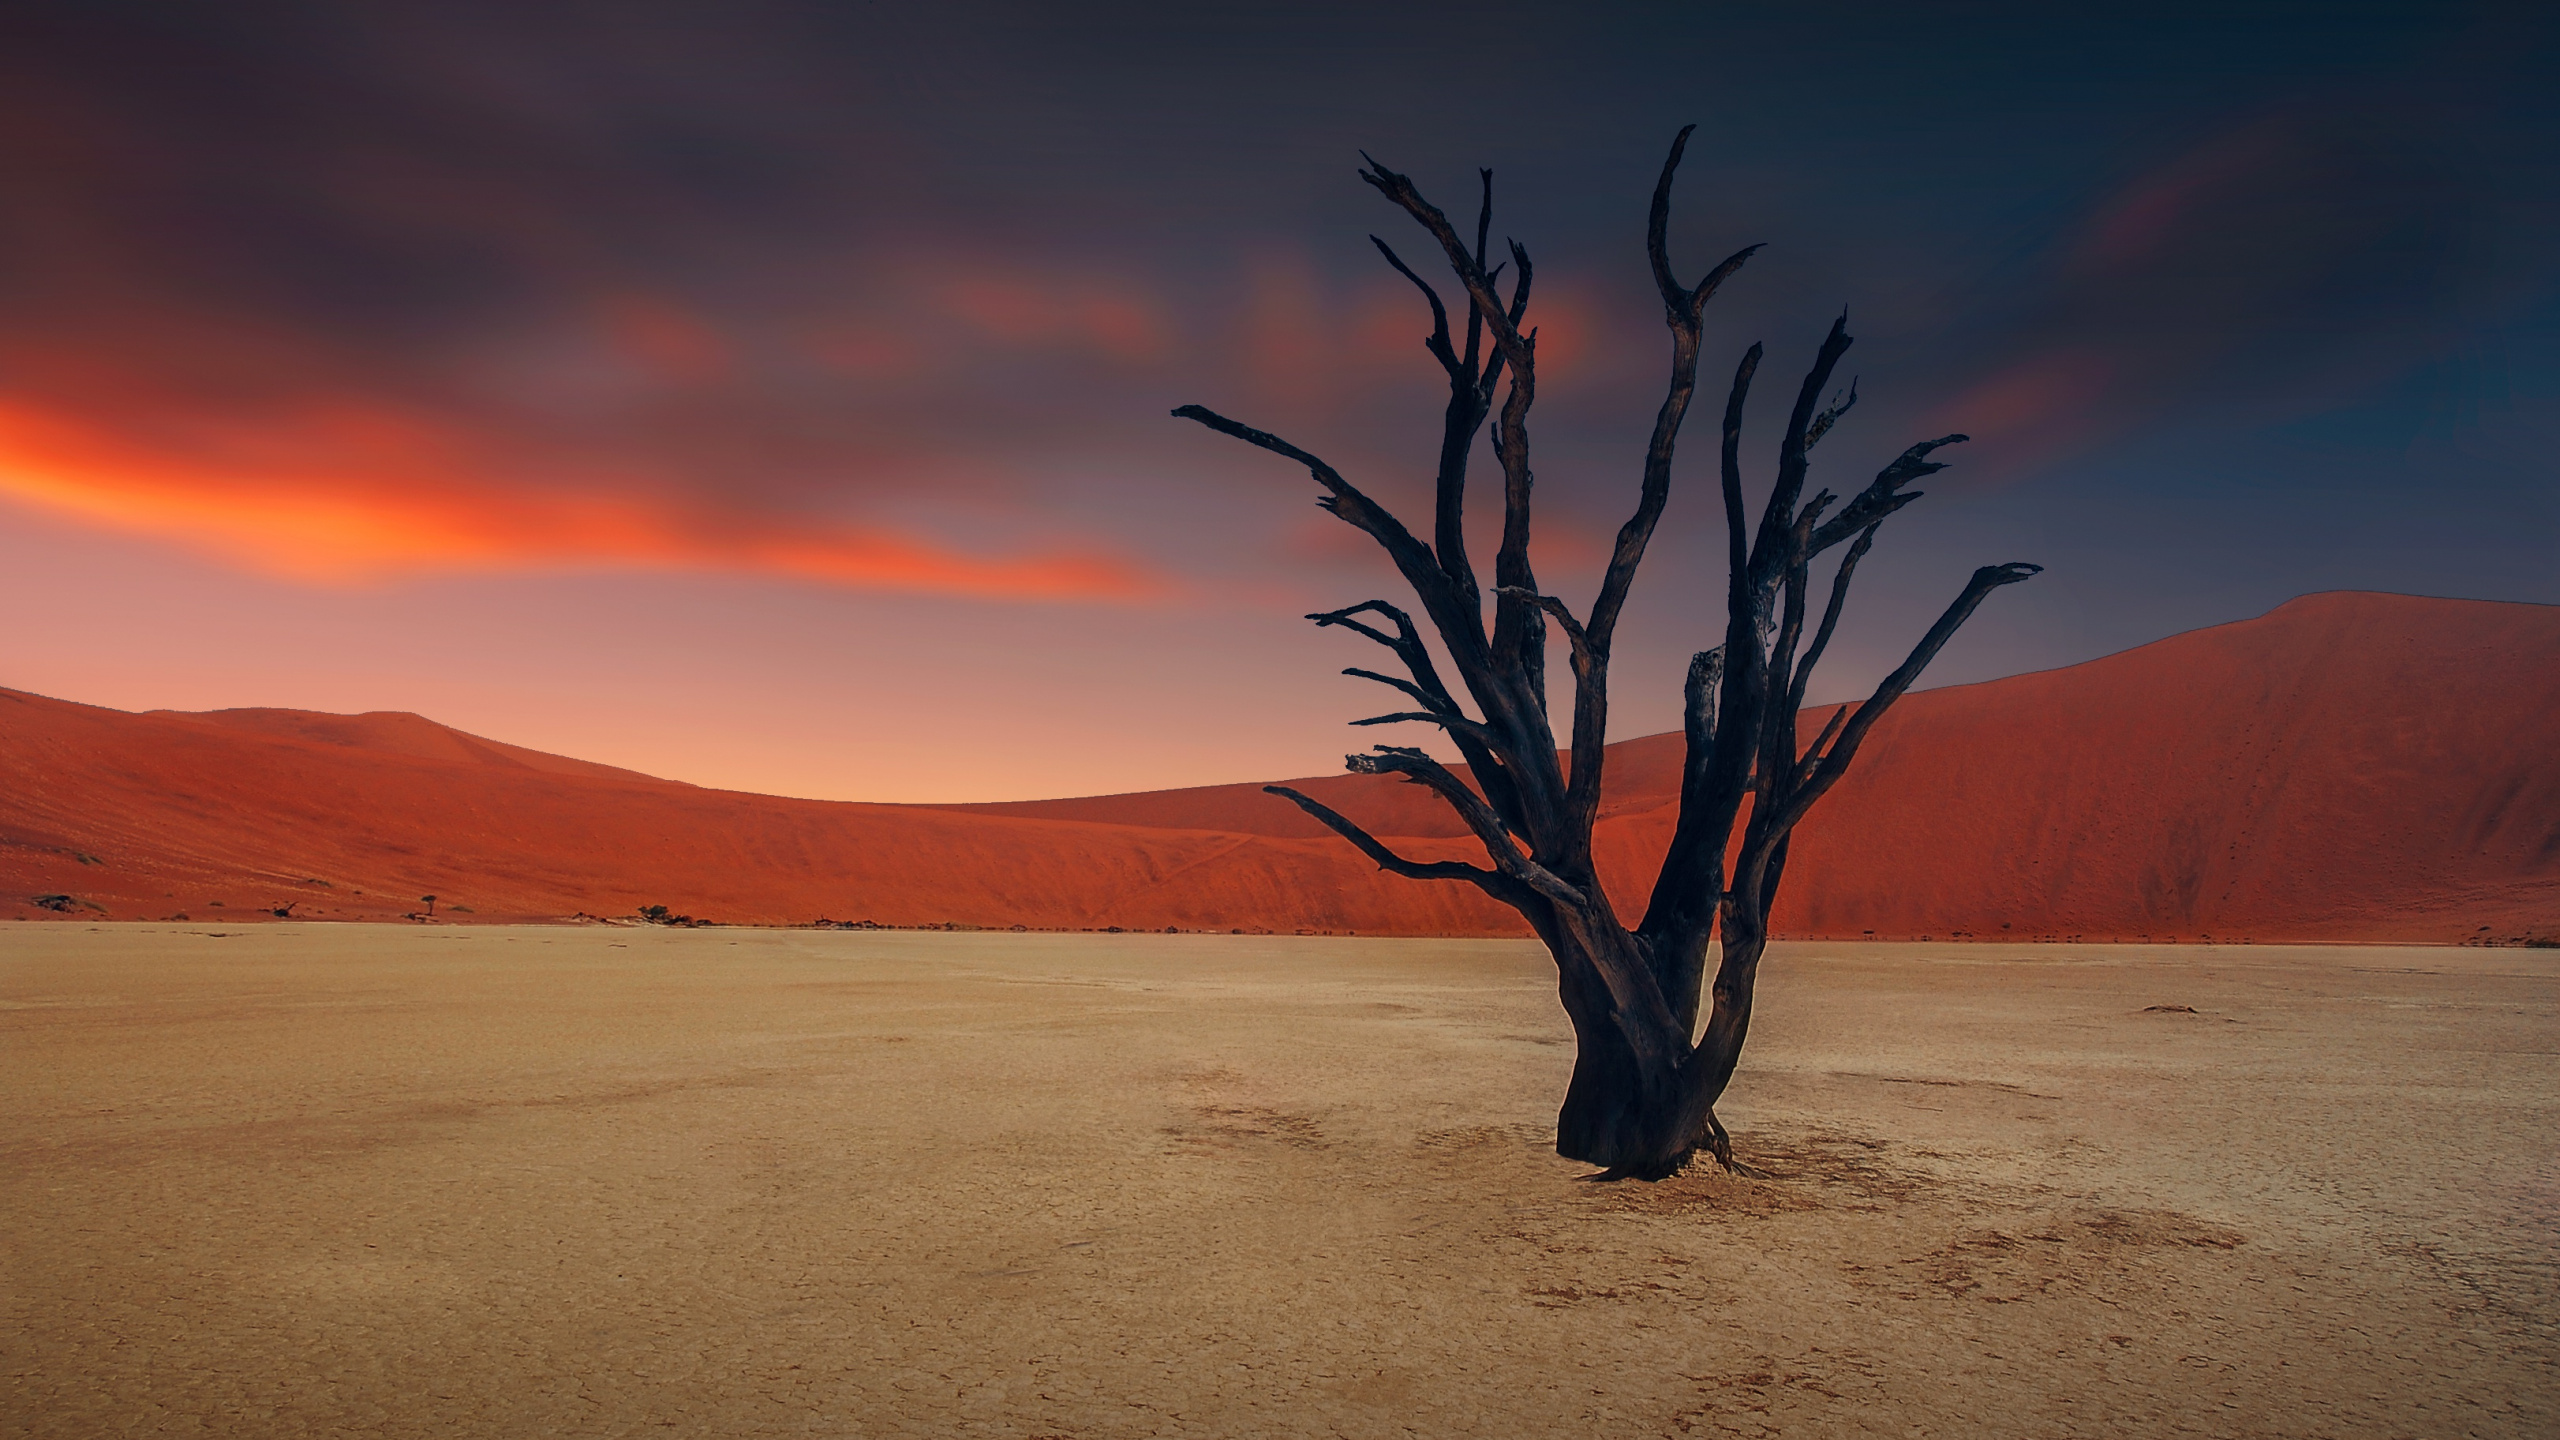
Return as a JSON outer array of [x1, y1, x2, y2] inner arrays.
[[1921, 96, 2527, 483], [0, 399, 1165, 600]]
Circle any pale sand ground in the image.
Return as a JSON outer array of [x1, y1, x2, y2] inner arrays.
[[3, 927, 2553, 1438]]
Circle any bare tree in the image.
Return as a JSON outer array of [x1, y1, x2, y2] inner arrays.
[[1175, 129, 2038, 1178]]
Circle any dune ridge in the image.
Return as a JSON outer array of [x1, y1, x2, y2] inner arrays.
[[3, 591, 2553, 942]]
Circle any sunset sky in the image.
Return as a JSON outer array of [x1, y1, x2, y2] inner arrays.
[[2, 1, 2552, 802]]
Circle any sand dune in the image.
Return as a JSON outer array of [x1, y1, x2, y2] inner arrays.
[[4, 591, 2553, 942], [164, 706, 671, 784], [0, 685, 1511, 934]]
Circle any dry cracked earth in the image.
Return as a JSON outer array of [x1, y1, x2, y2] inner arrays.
[[3, 926, 2553, 1437]]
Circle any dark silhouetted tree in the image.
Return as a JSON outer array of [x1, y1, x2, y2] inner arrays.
[[1176, 130, 2039, 1177]]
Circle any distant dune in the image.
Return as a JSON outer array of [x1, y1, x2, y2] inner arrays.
[[4, 591, 2553, 942]]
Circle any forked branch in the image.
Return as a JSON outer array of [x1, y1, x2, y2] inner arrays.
[[1309, 602, 1461, 714], [1811, 435, 1968, 555]]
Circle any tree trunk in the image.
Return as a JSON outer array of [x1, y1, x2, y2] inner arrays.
[[1549, 916, 1766, 1177], [1554, 1020, 1692, 1175], [1547, 920, 1707, 1177]]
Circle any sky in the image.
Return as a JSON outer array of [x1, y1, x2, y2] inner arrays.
[[2, 0, 2553, 802]]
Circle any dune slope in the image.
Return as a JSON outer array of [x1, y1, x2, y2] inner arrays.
[[3, 591, 2552, 941]]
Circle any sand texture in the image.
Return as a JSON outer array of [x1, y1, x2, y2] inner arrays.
[[5, 926, 2553, 1437], [6, 591, 2556, 943]]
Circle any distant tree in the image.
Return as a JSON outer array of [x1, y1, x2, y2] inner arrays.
[[1176, 130, 2038, 1177], [421, 895, 437, 916]]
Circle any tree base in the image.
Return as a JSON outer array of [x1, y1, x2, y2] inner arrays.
[[1565, 1099, 1768, 1182]]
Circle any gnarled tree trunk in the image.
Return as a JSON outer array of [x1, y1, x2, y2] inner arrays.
[[1177, 129, 2036, 1177]]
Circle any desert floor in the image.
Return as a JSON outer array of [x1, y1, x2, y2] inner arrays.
[[3, 927, 2552, 1438]]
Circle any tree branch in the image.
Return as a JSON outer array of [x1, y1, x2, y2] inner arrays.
[[1500, 583, 1618, 860], [1495, 587, 1591, 667], [1308, 602, 1459, 713], [1631, 343, 1765, 952], [1646, 125, 1700, 315], [1487, 242, 1544, 706], [1759, 561, 2042, 843], [1590, 128, 1754, 659], [1183, 389, 1521, 810], [1803, 380, 1858, 452], [1810, 434, 1967, 556], [1309, 601, 1531, 837], [1462, 168, 1493, 380], [1348, 748, 1586, 907], [1369, 235, 1458, 376], [1341, 667, 1442, 711], [1753, 552, 1813, 823], [1360, 156, 1549, 715], [1720, 344, 1762, 608], [1683, 647, 1723, 790], [1474, 253, 1529, 411], [1172, 407, 1446, 597], [1264, 785, 1516, 897], [1348, 709, 1503, 748], [1360, 155, 1531, 369], [1376, 209, 1494, 614], [1755, 314, 1855, 568], [1645, 125, 1762, 326], [1786, 523, 1876, 716], [1787, 701, 1852, 794]]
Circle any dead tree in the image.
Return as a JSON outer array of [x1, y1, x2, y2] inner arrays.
[[1176, 129, 2038, 1178]]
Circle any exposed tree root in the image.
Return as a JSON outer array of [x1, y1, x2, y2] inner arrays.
[[1703, 1112, 1773, 1179]]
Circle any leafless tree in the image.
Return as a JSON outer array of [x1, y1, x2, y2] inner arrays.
[[1175, 129, 2038, 1178]]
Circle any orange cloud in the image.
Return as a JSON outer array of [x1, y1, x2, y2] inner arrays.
[[0, 399, 1166, 602], [940, 276, 1172, 362], [596, 293, 734, 382]]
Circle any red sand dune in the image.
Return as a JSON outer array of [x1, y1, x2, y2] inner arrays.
[[4, 591, 2553, 943]]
